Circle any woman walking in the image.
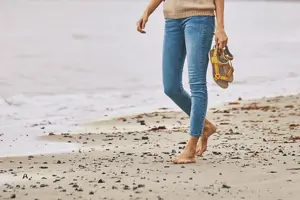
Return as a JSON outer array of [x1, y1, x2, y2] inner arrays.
[[137, 0, 228, 164]]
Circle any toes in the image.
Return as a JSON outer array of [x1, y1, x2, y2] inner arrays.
[[196, 146, 201, 154], [197, 150, 203, 157], [172, 158, 196, 164], [197, 147, 207, 157], [177, 159, 187, 164], [199, 136, 208, 156], [196, 148, 202, 156], [171, 158, 178, 164]]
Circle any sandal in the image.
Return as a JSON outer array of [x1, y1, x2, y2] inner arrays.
[[209, 45, 234, 89]]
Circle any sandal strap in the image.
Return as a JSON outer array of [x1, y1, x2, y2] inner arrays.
[[226, 63, 234, 77], [213, 63, 234, 82], [223, 45, 234, 60], [214, 74, 231, 82], [211, 48, 228, 66], [211, 47, 234, 83]]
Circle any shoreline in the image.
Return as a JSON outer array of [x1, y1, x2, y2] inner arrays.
[[0, 92, 299, 158], [0, 93, 299, 199], [81, 91, 300, 123]]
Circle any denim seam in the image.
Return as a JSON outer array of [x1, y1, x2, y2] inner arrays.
[[190, 22, 209, 137]]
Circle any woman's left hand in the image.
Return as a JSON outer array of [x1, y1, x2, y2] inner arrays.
[[215, 28, 228, 50]]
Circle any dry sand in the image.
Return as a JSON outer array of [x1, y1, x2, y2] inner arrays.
[[0, 94, 300, 200]]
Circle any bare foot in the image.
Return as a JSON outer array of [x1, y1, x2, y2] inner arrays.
[[172, 136, 197, 164], [196, 120, 216, 157]]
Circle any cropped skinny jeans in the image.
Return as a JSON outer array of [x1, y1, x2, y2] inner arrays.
[[162, 16, 215, 137]]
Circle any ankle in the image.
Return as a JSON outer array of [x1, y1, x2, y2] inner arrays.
[[204, 123, 217, 132], [186, 136, 198, 150]]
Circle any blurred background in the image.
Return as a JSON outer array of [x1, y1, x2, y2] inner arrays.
[[0, 0, 299, 156]]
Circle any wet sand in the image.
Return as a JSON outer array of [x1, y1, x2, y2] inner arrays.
[[0, 94, 300, 200]]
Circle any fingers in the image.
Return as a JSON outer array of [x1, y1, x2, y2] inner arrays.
[[215, 30, 228, 51], [141, 18, 147, 29], [136, 20, 143, 33], [219, 38, 228, 50], [136, 19, 146, 34], [218, 42, 225, 50], [215, 37, 228, 52], [215, 37, 219, 49]]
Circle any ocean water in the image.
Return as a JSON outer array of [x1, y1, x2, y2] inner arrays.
[[0, 0, 300, 157]]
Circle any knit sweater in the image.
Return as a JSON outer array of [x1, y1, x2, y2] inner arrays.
[[163, 0, 215, 19]]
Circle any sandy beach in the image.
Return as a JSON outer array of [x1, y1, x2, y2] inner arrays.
[[1, 93, 299, 200], [1, 1, 300, 199], [1, 0, 300, 157]]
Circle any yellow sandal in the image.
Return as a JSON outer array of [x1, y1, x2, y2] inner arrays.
[[209, 45, 234, 89]]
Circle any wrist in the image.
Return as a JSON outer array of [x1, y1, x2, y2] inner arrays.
[[216, 25, 225, 30], [216, 27, 225, 33], [143, 9, 151, 18]]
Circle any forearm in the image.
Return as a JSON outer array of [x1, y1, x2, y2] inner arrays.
[[144, 0, 162, 17], [215, 0, 225, 30]]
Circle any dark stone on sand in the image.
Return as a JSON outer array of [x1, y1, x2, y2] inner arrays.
[[89, 191, 94, 195], [149, 126, 166, 131], [222, 184, 231, 189], [142, 136, 149, 140], [98, 179, 105, 183], [40, 184, 49, 188], [178, 141, 187, 145], [287, 168, 300, 171], [139, 120, 146, 125], [39, 166, 48, 169], [123, 185, 130, 190], [78, 165, 86, 169], [10, 194, 16, 199], [212, 151, 222, 155], [213, 110, 230, 114]]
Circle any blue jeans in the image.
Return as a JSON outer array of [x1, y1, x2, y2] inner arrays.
[[162, 16, 215, 137]]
